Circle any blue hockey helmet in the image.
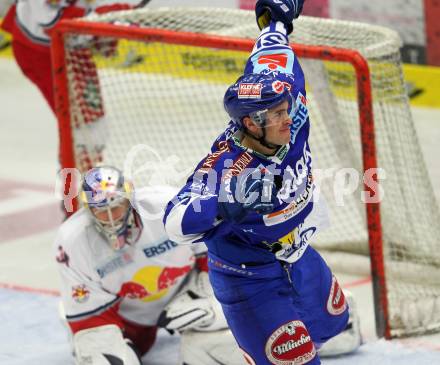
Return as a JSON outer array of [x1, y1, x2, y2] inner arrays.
[[223, 73, 292, 128], [81, 166, 137, 250]]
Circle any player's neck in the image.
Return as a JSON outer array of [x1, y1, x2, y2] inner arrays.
[[241, 135, 277, 156]]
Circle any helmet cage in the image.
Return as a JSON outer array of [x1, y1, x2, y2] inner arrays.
[[92, 204, 133, 250], [80, 166, 134, 250]]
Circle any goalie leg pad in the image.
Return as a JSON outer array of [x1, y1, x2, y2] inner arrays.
[[181, 329, 245, 365], [318, 291, 362, 357], [73, 324, 142, 365]]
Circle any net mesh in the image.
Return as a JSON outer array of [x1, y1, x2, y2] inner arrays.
[[59, 8, 440, 337]]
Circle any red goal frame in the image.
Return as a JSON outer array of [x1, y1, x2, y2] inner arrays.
[[51, 19, 389, 339]]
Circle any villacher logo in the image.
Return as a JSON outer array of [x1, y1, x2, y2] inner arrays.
[[265, 320, 316, 365]]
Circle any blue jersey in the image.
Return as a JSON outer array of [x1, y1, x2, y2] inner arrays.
[[164, 22, 326, 265]]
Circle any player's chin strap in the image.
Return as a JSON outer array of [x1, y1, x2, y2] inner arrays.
[[243, 127, 281, 151]]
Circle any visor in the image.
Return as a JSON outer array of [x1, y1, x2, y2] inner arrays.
[[249, 94, 294, 128]]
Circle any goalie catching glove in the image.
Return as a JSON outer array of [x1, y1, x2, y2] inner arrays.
[[256, 0, 305, 34], [157, 271, 244, 365], [73, 324, 141, 365], [157, 270, 228, 332]]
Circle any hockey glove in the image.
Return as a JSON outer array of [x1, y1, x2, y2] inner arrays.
[[256, 0, 305, 34], [157, 271, 228, 333], [218, 170, 278, 224], [73, 325, 142, 365]]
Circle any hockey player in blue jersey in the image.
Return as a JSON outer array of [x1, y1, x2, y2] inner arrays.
[[164, 1, 361, 363]]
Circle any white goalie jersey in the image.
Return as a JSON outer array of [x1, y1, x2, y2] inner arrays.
[[54, 186, 206, 330]]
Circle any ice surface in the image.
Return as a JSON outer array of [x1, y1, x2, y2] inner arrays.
[[1, 289, 440, 365]]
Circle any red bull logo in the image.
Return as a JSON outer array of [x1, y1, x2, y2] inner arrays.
[[99, 180, 115, 190], [90, 180, 117, 203], [72, 285, 90, 303], [119, 265, 191, 302]]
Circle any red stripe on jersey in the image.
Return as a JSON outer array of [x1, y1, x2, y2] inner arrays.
[[68, 304, 124, 334]]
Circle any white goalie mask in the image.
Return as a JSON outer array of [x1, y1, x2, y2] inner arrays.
[[81, 166, 142, 250]]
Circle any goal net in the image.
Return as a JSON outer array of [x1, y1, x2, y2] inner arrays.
[[51, 7, 440, 339]]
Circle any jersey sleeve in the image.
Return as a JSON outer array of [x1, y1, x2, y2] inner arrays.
[[54, 225, 123, 333], [243, 21, 296, 77], [163, 169, 222, 245], [132, 184, 179, 222], [246, 21, 309, 144]]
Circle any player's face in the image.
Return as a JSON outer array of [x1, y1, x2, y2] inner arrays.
[[264, 100, 292, 145]]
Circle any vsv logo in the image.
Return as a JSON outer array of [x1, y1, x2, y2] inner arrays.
[[254, 33, 288, 52], [277, 143, 312, 203]]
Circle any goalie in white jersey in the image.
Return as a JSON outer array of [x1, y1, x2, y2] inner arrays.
[[54, 166, 240, 365]]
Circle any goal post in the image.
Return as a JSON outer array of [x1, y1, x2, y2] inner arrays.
[[51, 7, 440, 339]]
